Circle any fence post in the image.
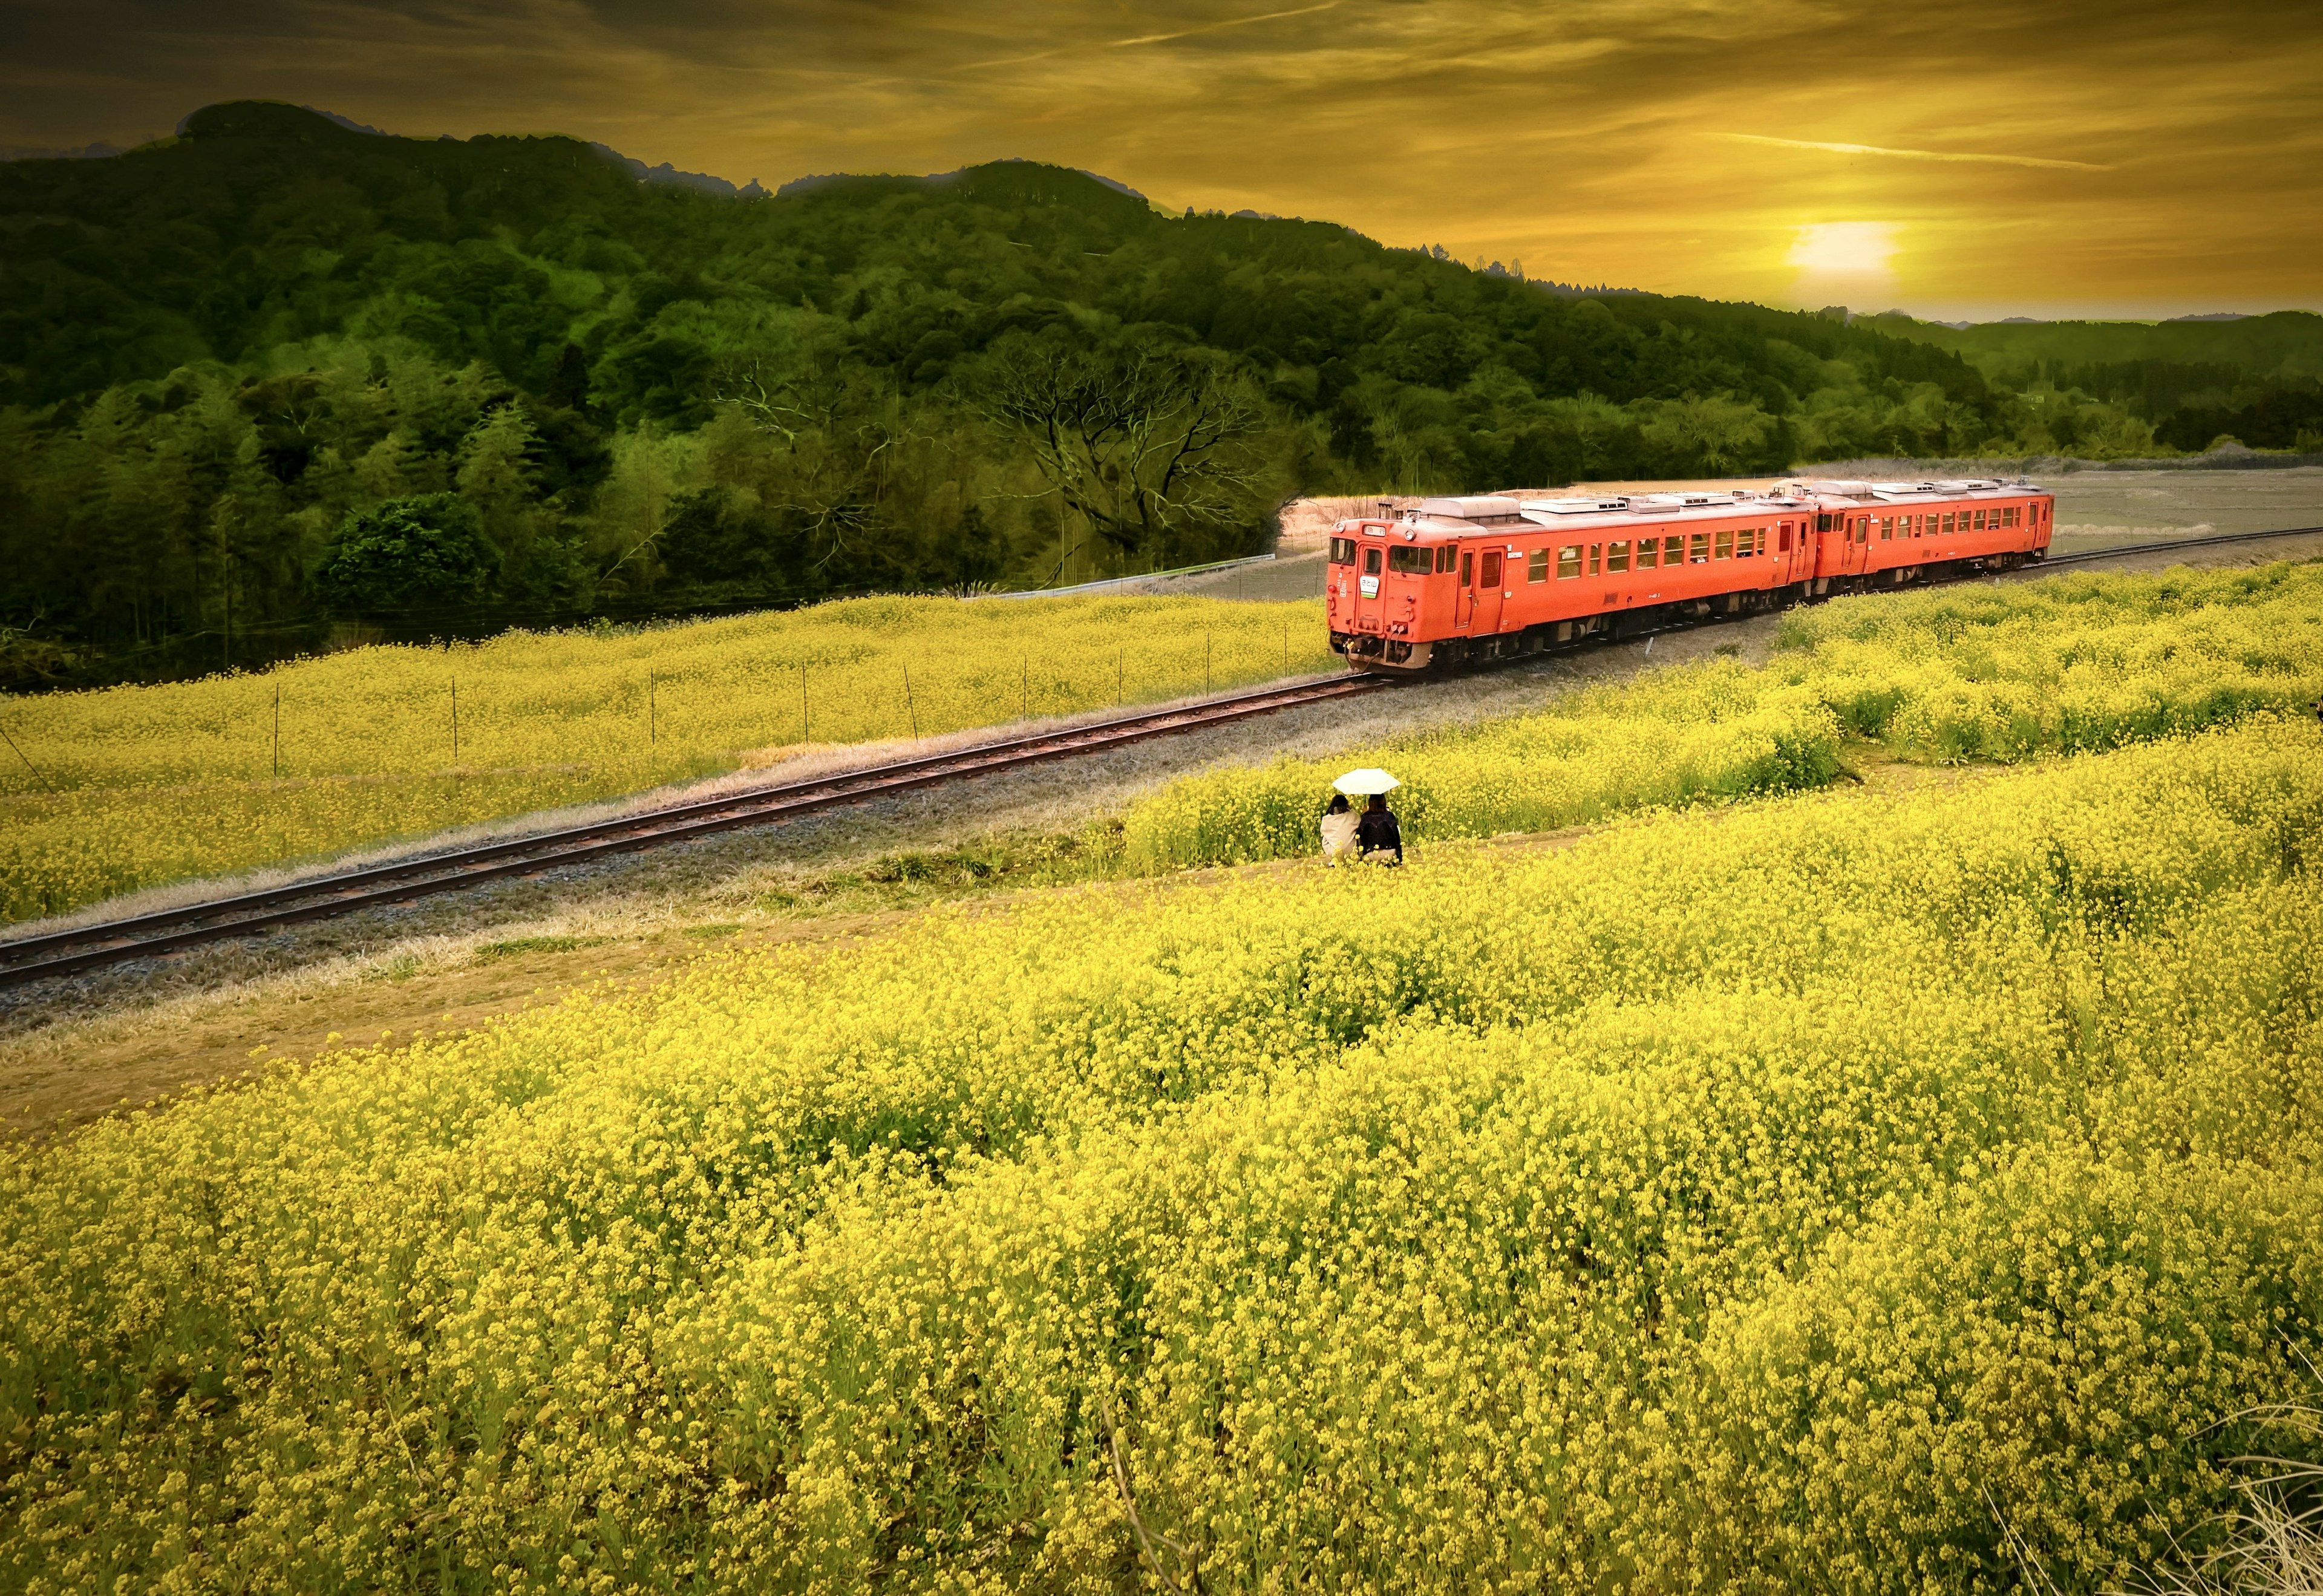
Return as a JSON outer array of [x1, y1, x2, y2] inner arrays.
[[451, 676, 459, 761], [1021, 658, 1028, 721], [1117, 649, 1123, 707], [903, 664, 920, 740], [800, 662, 809, 743], [272, 681, 280, 777], [1205, 630, 1212, 694], [649, 670, 657, 747]]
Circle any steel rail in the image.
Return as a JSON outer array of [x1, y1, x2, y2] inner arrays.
[[0, 673, 1391, 987], [2035, 522, 2323, 568]]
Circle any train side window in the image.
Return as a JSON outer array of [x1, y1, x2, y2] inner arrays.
[[1635, 537, 1658, 570], [1329, 536, 1356, 564], [1527, 549, 1549, 583], [1589, 543, 1602, 575], [1557, 545, 1582, 578], [1607, 540, 1631, 572], [1480, 551, 1504, 587], [1460, 551, 1472, 586], [1941, 511, 1955, 534], [1363, 547, 1382, 575], [1687, 532, 1709, 563], [1713, 528, 1734, 560], [1662, 535, 1681, 564], [1437, 545, 1454, 572]]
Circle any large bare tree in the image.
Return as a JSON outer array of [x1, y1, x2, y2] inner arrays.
[[715, 357, 909, 574], [981, 343, 1264, 571]]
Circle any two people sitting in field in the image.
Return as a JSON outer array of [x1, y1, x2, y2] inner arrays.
[[1321, 793, 1402, 867]]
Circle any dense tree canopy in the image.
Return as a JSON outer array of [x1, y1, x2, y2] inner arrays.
[[1, 100, 2312, 686]]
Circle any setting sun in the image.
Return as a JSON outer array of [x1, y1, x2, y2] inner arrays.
[[1787, 222, 1901, 275]]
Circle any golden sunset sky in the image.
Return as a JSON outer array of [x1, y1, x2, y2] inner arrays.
[[7, 0, 2319, 319]]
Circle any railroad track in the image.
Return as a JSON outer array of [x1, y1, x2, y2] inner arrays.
[[0, 673, 1392, 989], [2040, 522, 2323, 569], [10, 519, 2318, 990]]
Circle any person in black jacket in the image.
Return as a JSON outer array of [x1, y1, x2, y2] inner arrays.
[[1354, 793, 1403, 865]]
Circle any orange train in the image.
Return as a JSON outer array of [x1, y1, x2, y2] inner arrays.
[[1325, 478, 2056, 670]]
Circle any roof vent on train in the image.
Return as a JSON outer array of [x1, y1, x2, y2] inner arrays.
[[1417, 495, 1524, 524], [1520, 497, 1629, 516]]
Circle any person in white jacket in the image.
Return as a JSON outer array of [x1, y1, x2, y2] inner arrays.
[[1320, 794, 1358, 866]]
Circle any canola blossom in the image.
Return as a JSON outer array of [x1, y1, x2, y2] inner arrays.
[[1128, 560, 2323, 868], [0, 593, 1332, 921], [4, 719, 2321, 1591]]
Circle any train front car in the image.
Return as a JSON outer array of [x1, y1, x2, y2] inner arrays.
[[1330, 491, 1815, 672], [1327, 497, 1509, 670]]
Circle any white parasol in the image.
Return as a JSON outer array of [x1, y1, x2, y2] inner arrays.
[[1332, 768, 1402, 796]]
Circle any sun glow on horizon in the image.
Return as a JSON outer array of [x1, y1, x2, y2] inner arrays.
[[1786, 221, 1902, 307], [1788, 222, 1900, 275]]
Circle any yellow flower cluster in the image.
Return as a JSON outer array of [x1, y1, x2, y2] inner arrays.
[[4, 716, 2319, 1592], [1783, 559, 2323, 759], [1126, 661, 1839, 869], [0, 593, 1333, 921], [1128, 561, 2323, 869]]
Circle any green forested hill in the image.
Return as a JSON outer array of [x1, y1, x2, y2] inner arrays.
[[0, 100, 2308, 684], [1863, 311, 2323, 457], [1867, 311, 2323, 382]]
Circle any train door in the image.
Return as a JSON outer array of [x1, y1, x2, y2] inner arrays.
[[1353, 526, 1388, 636], [1777, 517, 1807, 584], [1452, 545, 1475, 632], [1472, 546, 1508, 634], [1819, 511, 1869, 581]]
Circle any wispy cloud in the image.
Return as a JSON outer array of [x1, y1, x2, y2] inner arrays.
[[1108, 2, 1342, 49], [961, 2, 1341, 71], [1722, 132, 2112, 172]]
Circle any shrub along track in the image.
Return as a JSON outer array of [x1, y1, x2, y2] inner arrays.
[[4, 520, 2317, 995]]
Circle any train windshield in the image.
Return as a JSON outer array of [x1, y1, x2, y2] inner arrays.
[[1387, 546, 1433, 575], [1329, 537, 1356, 564]]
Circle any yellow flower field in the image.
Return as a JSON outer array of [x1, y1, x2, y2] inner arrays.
[[4, 716, 2321, 1591], [1128, 560, 2323, 868], [0, 594, 1334, 921]]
